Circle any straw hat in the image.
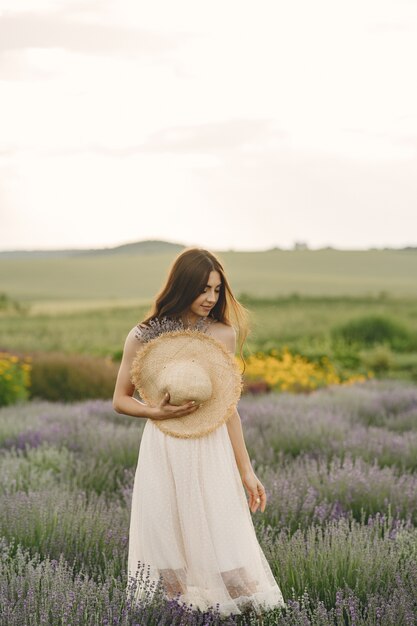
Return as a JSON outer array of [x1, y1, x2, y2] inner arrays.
[[130, 328, 243, 439]]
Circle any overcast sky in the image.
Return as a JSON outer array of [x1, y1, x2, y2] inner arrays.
[[0, 0, 416, 252]]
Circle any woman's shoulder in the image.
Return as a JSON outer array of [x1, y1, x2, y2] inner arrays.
[[206, 319, 236, 353], [209, 318, 233, 330], [206, 318, 236, 339]]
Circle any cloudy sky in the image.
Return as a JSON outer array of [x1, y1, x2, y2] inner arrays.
[[0, 0, 416, 252]]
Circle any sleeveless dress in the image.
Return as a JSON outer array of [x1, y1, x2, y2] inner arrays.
[[127, 317, 286, 617]]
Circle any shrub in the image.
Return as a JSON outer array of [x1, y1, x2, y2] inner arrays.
[[359, 344, 396, 374], [331, 315, 414, 351], [0, 352, 31, 407], [329, 337, 363, 369], [28, 352, 119, 401]]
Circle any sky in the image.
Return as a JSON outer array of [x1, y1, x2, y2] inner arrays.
[[0, 0, 416, 252]]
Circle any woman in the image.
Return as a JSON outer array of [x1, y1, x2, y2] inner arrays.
[[112, 247, 286, 617]]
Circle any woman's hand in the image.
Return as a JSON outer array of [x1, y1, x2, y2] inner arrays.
[[241, 470, 267, 513], [148, 392, 201, 421]]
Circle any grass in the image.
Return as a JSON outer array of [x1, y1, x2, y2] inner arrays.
[[1, 295, 417, 359]]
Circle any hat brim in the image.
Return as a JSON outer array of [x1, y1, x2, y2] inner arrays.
[[130, 328, 243, 439]]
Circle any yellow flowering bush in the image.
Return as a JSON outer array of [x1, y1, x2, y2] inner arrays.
[[240, 347, 373, 393], [0, 352, 32, 406]]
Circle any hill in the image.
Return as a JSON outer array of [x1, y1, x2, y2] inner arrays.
[[0, 239, 185, 260]]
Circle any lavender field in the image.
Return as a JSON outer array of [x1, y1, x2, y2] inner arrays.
[[1, 379, 417, 625]]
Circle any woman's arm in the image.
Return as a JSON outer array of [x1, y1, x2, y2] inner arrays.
[[226, 406, 253, 476], [112, 327, 152, 419], [221, 325, 252, 475], [222, 324, 266, 513]]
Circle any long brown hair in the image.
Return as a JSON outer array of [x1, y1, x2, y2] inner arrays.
[[139, 247, 250, 373]]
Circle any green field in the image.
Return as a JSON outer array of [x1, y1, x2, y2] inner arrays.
[[0, 295, 416, 361], [1, 247, 417, 384], [1, 249, 416, 312]]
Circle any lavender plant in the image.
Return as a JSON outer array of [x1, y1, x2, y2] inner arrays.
[[1, 379, 417, 624], [134, 315, 210, 343]]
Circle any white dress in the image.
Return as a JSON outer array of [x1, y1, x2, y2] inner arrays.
[[127, 321, 286, 617]]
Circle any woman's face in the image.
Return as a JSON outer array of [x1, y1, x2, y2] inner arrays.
[[189, 270, 222, 317]]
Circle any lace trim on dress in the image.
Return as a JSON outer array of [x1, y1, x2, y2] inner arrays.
[[159, 565, 258, 600], [129, 562, 286, 616]]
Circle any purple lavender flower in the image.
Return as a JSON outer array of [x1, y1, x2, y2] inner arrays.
[[135, 315, 210, 343]]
